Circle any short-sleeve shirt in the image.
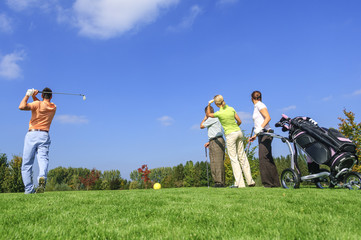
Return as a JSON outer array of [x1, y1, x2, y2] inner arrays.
[[213, 105, 240, 135], [253, 101, 270, 131], [28, 101, 57, 131], [203, 117, 223, 140]]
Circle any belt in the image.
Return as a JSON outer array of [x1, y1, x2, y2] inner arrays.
[[265, 129, 274, 133], [209, 135, 223, 141], [260, 129, 274, 134], [29, 129, 48, 133]]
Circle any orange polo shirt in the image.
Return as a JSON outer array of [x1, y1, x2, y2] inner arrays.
[[28, 101, 57, 131]]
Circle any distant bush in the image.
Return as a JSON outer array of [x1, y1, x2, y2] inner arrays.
[[338, 109, 361, 173], [129, 181, 140, 190], [53, 183, 73, 191]]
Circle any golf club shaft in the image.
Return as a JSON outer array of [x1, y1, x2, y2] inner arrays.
[[245, 127, 254, 156], [39, 91, 84, 96], [205, 147, 209, 188]]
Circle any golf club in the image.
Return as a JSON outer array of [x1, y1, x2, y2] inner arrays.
[[245, 127, 254, 156], [205, 147, 210, 188], [39, 91, 86, 101]]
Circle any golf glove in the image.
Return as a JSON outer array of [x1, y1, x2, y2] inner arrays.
[[254, 127, 263, 135], [26, 88, 35, 96], [208, 99, 214, 104]]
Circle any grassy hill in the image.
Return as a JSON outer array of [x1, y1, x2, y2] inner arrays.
[[1, 187, 360, 239]]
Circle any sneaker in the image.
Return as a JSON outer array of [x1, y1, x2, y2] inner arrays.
[[229, 185, 238, 188], [36, 177, 46, 194]]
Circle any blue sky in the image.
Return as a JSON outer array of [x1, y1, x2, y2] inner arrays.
[[1, 0, 360, 179]]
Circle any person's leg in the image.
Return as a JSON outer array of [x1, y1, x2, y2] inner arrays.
[[36, 132, 51, 185], [209, 138, 225, 186], [258, 135, 280, 187], [236, 131, 255, 186], [226, 132, 245, 188], [208, 142, 218, 185], [217, 137, 226, 185], [21, 132, 38, 194]]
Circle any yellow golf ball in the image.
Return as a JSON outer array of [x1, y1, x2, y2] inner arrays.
[[153, 183, 161, 190]]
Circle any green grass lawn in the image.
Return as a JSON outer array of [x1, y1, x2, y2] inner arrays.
[[1, 187, 360, 239]]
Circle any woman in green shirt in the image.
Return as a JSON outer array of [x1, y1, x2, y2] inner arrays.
[[207, 95, 255, 188]]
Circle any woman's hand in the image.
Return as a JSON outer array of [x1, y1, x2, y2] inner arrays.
[[249, 135, 257, 142]]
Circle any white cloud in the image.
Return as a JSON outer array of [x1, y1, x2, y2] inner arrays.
[[281, 105, 296, 112], [190, 124, 199, 130], [60, 0, 179, 39], [157, 116, 174, 126], [0, 13, 13, 33], [237, 111, 253, 124], [352, 89, 361, 96], [167, 5, 202, 32], [6, 0, 53, 12], [7, 0, 38, 11], [322, 95, 333, 101], [0, 50, 25, 80], [55, 115, 89, 124], [217, 0, 239, 5]]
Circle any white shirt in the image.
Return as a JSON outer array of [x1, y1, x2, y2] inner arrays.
[[253, 101, 270, 133], [203, 117, 223, 140]]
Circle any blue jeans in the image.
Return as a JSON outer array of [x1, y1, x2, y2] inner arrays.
[[21, 131, 51, 194]]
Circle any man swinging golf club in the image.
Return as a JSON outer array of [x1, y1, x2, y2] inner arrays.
[[19, 88, 56, 194]]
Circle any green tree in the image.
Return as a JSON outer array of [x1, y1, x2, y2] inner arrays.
[[129, 169, 142, 189], [183, 161, 195, 187], [0, 153, 8, 193], [149, 167, 172, 183], [338, 109, 361, 173], [173, 164, 184, 187], [199, 161, 211, 186], [47, 167, 70, 185], [101, 170, 122, 190], [160, 168, 174, 188], [2, 155, 24, 193], [193, 161, 202, 187], [224, 153, 234, 186]]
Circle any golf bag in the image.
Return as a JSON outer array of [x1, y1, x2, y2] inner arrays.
[[276, 115, 358, 175]]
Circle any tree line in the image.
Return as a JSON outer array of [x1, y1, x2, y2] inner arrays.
[[0, 151, 306, 192], [0, 109, 359, 193]]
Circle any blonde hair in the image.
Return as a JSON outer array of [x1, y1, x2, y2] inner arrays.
[[214, 95, 226, 107]]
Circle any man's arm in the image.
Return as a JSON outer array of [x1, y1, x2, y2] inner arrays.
[[200, 115, 208, 129], [32, 89, 40, 102], [206, 104, 215, 118], [19, 95, 31, 111], [19, 89, 36, 111]]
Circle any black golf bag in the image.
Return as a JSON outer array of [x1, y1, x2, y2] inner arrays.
[[277, 115, 358, 175]]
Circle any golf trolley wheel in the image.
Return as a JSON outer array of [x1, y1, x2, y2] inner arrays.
[[281, 168, 300, 189], [315, 169, 331, 189], [343, 172, 361, 190]]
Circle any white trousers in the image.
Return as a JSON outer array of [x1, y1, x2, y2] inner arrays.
[[226, 131, 255, 188]]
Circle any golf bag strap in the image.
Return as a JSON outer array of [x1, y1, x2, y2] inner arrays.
[[210, 136, 225, 152]]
